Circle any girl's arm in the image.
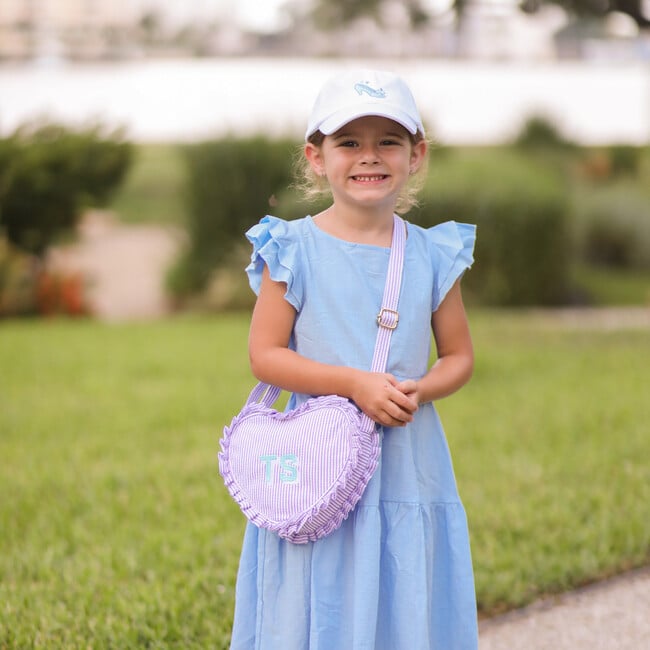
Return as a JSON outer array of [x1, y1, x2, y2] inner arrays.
[[249, 265, 418, 427], [397, 278, 474, 404]]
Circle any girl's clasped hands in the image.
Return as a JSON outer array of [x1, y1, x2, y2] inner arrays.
[[351, 371, 420, 427]]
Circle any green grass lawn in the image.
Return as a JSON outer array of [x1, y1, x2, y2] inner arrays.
[[1, 312, 649, 647]]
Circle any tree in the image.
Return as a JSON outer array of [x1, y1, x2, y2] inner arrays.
[[520, 0, 648, 27], [0, 123, 132, 257], [311, 0, 431, 30], [138, 10, 164, 46], [310, 0, 650, 29], [613, 0, 650, 27]]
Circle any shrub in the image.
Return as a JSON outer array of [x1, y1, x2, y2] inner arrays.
[[0, 235, 92, 318], [0, 122, 133, 257], [176, 136, 295, 293], [572, 185, 650, 271], [0, 237, 39, 316], [578, 145, 643, 182], [605, 145, 642, 178], [411, 151, 571, 306], [513, 114, 575, 151], [36, 269, 90, 317]]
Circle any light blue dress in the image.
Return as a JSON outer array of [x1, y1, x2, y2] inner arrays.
[[229, 215, 478, 650]]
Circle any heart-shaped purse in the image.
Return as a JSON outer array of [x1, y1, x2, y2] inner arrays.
[[219, 387, 380, 543], [219, 215, 406, 543]]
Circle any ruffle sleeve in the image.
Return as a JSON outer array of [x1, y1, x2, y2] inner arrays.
[[427, 221, 476, 312], [245, 215, 303, 311]]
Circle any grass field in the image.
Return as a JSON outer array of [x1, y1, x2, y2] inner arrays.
[[1, 312, 649, 647]]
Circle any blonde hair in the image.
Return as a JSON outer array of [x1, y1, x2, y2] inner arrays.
[[293, 130, 430, 215]]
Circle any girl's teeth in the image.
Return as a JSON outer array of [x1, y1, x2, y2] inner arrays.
[[355, 176, 384, 181]]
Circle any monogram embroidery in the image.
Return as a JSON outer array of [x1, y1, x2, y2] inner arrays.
[[260, 454, 299, 484]]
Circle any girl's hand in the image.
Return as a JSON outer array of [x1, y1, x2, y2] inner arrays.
[[351, 372, 418, 428], [395, 378, 421, 405]]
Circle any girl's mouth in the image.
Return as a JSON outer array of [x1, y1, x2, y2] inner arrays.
[[352, 175, 388, 182]]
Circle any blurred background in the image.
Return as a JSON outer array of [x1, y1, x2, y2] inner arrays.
[[0, 0, 649, 318], [1, 4, 649, 647]]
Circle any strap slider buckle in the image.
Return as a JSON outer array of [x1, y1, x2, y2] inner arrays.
[[377, 308, 399, 330]]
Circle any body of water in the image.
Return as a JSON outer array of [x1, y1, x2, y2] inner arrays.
[[1, 58, 649, 144]]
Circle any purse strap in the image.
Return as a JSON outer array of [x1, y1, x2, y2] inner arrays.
[[248, 214, 407, 432]]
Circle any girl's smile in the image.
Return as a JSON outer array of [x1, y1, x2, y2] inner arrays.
[[351, 174, 389, 182]]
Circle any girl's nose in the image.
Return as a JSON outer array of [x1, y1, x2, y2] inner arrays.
[[359, 146, 380, 164]]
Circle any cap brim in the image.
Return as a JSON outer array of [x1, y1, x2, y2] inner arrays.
[[307, 105, 421, 140]]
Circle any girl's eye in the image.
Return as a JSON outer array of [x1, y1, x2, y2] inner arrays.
[[338, 140, 358, 147], [380, 139, 400, 146]]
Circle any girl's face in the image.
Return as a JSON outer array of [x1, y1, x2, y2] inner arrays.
[[305, 116, 426, 215]]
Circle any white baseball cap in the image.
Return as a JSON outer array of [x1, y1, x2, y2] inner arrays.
[[305, 69, 425, 141]]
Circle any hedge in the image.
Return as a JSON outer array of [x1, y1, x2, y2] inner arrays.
[[0, 122, 133, 257], [411, 150, 571, 306], [172, 137, 295, 294], [572, 184, 650, 271], [174, 137, 650, 306]]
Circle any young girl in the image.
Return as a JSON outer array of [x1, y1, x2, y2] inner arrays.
[[230, 69, 478, 649]]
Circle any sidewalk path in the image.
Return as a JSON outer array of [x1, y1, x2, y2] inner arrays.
[[479, 567, 650, 649], [48, 211, 183, 321]]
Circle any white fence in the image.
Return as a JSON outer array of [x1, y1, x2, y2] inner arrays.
[[1, 58, 649, 144]]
